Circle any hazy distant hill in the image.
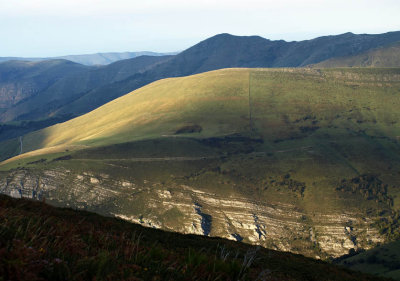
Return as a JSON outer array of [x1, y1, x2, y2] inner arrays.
[[313, 41, 400, 67], [0, 51, 177, 66], [0, 59, 89, 109]]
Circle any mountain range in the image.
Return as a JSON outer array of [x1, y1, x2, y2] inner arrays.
[[1, 31, 400, 141], [314, 41, 400, 68], [0, 51, 177, 66]]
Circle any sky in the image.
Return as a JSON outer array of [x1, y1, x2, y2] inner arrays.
[[0, 0, 399, 57]]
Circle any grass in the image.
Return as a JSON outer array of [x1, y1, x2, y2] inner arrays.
[[3, 67, 400, 159], [0, 194, 391, 281]]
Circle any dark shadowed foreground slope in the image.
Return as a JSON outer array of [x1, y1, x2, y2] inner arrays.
[[0, 194, 389, 281]]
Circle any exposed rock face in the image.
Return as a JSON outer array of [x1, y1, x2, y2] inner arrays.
[[0, 168, 386, 259]]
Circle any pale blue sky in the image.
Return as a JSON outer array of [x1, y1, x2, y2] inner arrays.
[[1, 0, 399, 57]]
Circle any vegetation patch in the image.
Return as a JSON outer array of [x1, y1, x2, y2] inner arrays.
[[337, 174, 393, 205], [51, 155, 72, 162], [265, 174, 306, 197], [374, 210, 400, 240], [27, 158, 47, 165], [175, 124, 202, 134]]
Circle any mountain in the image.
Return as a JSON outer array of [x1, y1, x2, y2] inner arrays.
[[1, 67, 400, 260], [337, 240, 400, 280], [0, 59, 89, 109], [314, 41, 400, 67], [1, 31, 400, 141], [0, 51, 178, 66], [0, 55, 173, 141], [0, 194, 385, 281], [47, 31, 400, 120]]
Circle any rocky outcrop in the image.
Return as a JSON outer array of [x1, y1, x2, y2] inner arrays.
[[0, 168, 386, 259]]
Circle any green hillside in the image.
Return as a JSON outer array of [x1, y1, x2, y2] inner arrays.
[[0, 195, 387, 281], [314, 42, 400, 68], [1, 68, 400, 260]]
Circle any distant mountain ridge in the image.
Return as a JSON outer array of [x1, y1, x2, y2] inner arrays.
[[52, 31, 400, 118], [0, 51, 178, 66], [1, 31, 400, 140], [313, 41, 400, 67], [0, 59, 89, 109]]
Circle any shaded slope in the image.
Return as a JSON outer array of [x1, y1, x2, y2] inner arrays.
[[0, 194, 386, 281], [0, 55, 173, 142], [0, 55, 173, 122], [337, 240, 400, 280], [0, 59, 89, 109], [1, 68, 400, 260], [314, 42, 400, 67]]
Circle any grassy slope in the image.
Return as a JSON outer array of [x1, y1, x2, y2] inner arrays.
[[313, 42, 400, 68], [0, 194, 389, 281], [3, 68, 400, 163]]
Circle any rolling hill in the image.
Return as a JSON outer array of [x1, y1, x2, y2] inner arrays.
[[314, 42, 400, 68], [1, 67, 400, 260]]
